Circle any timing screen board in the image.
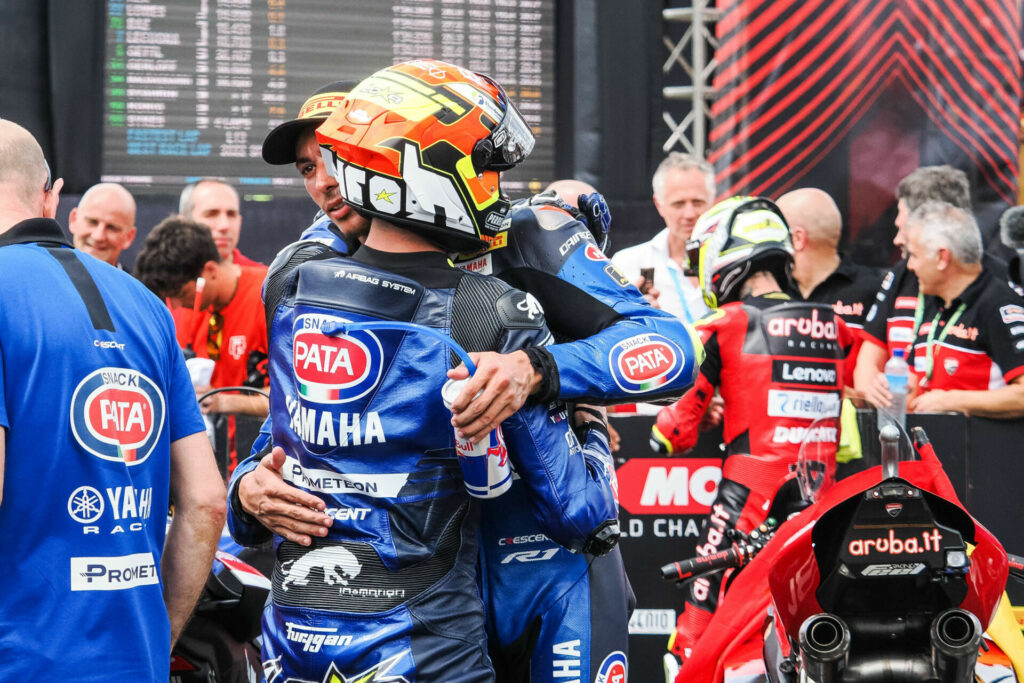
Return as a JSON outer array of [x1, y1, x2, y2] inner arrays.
[[102, 0, 556, 197]]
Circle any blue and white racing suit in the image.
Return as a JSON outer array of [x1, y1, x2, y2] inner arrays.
[[228, 244, 618, 683], [454, 199, 702, 682]]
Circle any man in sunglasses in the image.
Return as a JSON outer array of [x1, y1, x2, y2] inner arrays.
[[134, 216, 270, 472], [0, 119, 225, 680]]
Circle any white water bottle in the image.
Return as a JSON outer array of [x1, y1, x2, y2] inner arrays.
[[883, 348, 909, 426]]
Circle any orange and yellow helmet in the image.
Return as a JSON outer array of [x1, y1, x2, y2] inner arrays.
[[315, 59, 535, 252]]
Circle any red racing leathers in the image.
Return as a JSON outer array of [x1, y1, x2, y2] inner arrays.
[[654, 294, 853, 655]]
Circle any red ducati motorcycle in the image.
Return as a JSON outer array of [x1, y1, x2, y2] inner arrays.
[[661, 416, 1024, 683]]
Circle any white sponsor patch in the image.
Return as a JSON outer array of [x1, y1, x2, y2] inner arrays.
[[284, 622, 353, 653], [70, 552, 159, 591], [1001, 304, 1024, 324], [772, 425, 838, 444], [890, 326, 915, 343], [767, 390, 841, 419], [283, 456, 409, 497], [861, 563, 925, 577], [627, 608, 677, 635], [457, 253, 492, 275]]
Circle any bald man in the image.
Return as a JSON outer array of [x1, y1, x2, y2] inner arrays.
[[777, 188, 882, 379], [0, 119, 224, 679], [546, 178, 597, 204], [68, 182, 136, 267], [179, 178, 261, 266]]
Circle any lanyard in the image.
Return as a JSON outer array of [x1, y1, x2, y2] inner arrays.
[[912, 294, 967, 382], [667, 266, 695, 325]]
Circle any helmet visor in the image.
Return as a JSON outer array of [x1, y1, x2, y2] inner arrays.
[[685, 239, 701, 277], [478, 73, 535, 171]]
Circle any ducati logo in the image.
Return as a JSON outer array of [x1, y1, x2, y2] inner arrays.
[[885, 503, 903, 518], [943, 358, 959, 376]]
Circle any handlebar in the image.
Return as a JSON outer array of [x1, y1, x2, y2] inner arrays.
[[197, 386, 270, 403], [660, 545, 747, 582], [1008, 553, 1024, 582], [660, 518, 778, 583]]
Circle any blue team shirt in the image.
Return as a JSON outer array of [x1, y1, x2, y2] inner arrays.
[[0, 219, 205, 681]]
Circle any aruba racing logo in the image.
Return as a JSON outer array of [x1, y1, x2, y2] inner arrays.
[[848, 528, 943, 557], [765, 308, 837, 340], [70, 367, 165, 465], [609, 333, 685, 394], [293, 313, 383, 404]]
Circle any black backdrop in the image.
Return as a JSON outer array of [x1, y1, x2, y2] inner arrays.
[[3, 0, 673, 269]]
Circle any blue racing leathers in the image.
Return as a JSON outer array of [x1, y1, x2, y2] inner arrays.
[[250, 212, 354, 457], [454, 199, 702, 683], [297, 211, 360, 254], [228, 244, 618, 683]]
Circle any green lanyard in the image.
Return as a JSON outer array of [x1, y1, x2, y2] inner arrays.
[[911, 293, 967, 382]]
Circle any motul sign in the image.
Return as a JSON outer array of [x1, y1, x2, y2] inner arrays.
[[615, 458, 722, 515]]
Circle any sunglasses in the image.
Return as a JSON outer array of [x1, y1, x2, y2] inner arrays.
[[43, 158, 53, 192], [206, 311, 224, 362]]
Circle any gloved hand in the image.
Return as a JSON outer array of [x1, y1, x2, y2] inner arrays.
[[649, 424, 674, 455], [576, 192, 611, 252], [650, 406, 690, 455], [527, 189, 612, 252]]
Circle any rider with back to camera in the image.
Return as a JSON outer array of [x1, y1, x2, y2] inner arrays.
[[649, 197, 853, 660], [226, 59, 620, 683], [236, 69, 704, 683]]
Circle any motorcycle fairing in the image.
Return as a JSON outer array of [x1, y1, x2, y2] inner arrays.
[[768, 459, 1008, 649]]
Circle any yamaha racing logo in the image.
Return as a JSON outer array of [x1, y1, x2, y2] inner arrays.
[[70, 368, 165, 465], [609, 334, 684, 394], [293, 313, 383, 404]]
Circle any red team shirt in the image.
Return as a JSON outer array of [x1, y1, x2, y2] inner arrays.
[[905, 270, 1024, 393], [173, 265, 269, 390], [171, 265, 269, 470]]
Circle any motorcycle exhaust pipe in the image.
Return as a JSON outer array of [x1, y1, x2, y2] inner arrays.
[[798, 613, 851, 683], [930, 608, 981, 683]]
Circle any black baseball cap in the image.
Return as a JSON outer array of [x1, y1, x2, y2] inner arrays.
[[261, 80, 359, 165]]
